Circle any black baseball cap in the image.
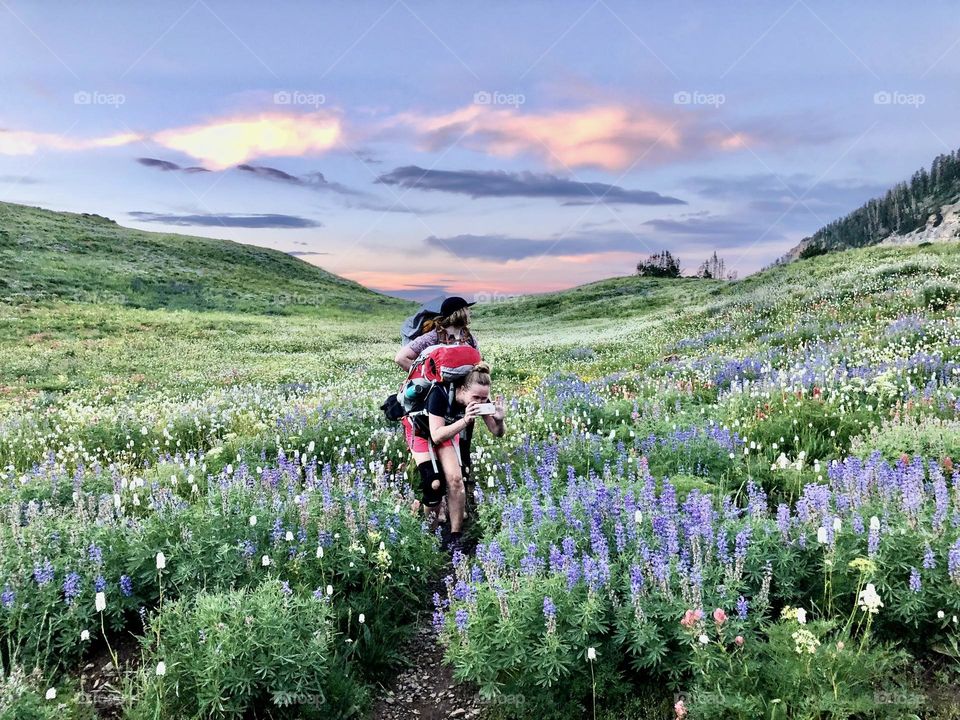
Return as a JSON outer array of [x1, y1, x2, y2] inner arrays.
[[440, 296, 476, 316]]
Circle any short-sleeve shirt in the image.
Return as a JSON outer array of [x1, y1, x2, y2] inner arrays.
[[411, 385, 465, 438], [426, 385, 465, 421], [406, 329, 479, 358]]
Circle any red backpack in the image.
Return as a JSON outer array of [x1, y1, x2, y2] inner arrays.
[[380, 344, 482, 424]]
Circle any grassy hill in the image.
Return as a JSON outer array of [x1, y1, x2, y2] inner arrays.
[[0, 201, 412, 316]]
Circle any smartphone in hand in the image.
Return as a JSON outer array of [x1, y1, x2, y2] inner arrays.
[[474, 402, 497, 415]]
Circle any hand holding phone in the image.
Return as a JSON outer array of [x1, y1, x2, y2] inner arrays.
[[474, 402, 497, 415]]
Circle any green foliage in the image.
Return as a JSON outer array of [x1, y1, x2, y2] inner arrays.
[[127, 580, 368, 719], [850, 415, 960, 462], [0, 666, 94, 720], [636, 250, 682, 278], [684, 617, 920, 719]]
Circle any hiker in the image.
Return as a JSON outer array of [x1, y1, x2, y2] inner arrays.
[[394, 295, 478, 370], [394, 296, 481, 499], [402, 361, 505, 553]]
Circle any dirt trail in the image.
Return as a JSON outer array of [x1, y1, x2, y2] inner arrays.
[[371, 531, 487, 720]]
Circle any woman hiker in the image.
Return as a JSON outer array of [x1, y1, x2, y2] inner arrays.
[[395, 296, 482, 519], [401, 361, 505, 554]]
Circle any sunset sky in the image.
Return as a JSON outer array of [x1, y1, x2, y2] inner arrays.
[[2, 1, 958, 300]]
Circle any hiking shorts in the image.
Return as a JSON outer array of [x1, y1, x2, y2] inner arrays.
[[402, 416, 458, 454]]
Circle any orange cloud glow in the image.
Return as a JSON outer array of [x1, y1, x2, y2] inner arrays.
[[393, 104, 747, 171], [152, 113, 343, 170]]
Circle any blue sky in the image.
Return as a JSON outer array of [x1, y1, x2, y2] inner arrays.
[[2, 1, 958, 300]]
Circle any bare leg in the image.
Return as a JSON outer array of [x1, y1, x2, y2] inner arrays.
[[436, 444, 464, 533]]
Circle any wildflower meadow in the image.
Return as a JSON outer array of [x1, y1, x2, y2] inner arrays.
[[2, 241, 960, 718]]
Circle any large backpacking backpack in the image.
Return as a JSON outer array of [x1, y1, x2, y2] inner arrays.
[[399, 297, 445, 347], [380, 343, 482, 473], [380, 344, 481, 422]]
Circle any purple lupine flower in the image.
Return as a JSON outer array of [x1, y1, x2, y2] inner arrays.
[[1, 586, 13, 609], [241, 540, 256, 559], [520, 544, 543, 576], [470, 566, 484, 583], [909, 567, 921, 593], [119, 574, 133, 597], [543, 596, 556, 621], [432, 610, 446, 633], [923, 544, 936, 570], [716, 529, 730, 564], [868, 527, 880, 558], [650, 550, 669, 587], [746, 481, 767, 520], [582, 555, 610, 592], [94, 575, 106, 592], [452, 581, 476, 603], [270, 518, 285, 544], [629, 565, 644, 597], [734, 527, 751, 560], [776, 504, 791, 539], [736, 595, 748, 619], [487, 541, 506, 569], [933, 470, 949, 531], [948, 538, 960, 584], [280, 580, 292, 596], [312, 586, 325, 601], [62, 572, 81, 604], [549, 544, 563, 574], [455, 608, 469, 634], [87, 543, 103, 567], [33, 558, 54, 586]]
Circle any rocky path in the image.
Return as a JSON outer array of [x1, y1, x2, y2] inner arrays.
[[370, 621, 486, 720], [371, 522, 488, 720]]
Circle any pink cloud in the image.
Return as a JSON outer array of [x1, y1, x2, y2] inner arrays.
[[0, 129, 141, 155], [389, 103, 753, 171]]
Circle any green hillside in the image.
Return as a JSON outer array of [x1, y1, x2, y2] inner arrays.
[[0, 201, 412, 316]]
